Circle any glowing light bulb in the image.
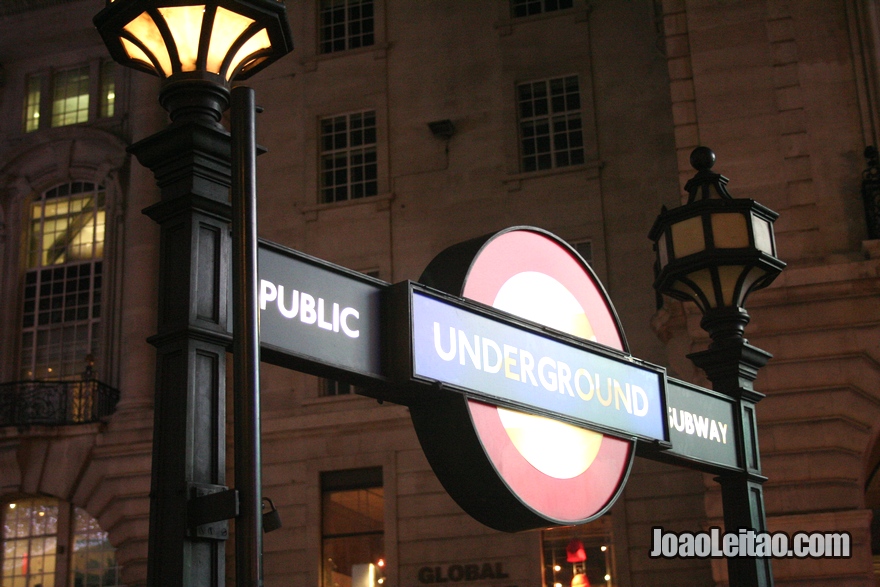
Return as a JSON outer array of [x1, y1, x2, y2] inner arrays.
[[553, 565, 561, 572], [600, 545, 607, 552], [604, 575, 611, 581]]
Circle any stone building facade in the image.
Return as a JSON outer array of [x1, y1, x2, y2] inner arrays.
[[0, 1, 878, 586]]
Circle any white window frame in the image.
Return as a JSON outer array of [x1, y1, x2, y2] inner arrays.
[[319, 110, 379, 204], [318, 0, 376, 54], [517, 75, 586, 173]]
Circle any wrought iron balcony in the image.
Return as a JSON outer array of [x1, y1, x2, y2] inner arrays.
[[0, 379, 120, 428]]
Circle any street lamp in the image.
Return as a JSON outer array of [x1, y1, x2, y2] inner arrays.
[[93, 2, 291, 586], [650, 146, 785, 345], [650, 147, 786, 587], [94, 0, 291, 121]]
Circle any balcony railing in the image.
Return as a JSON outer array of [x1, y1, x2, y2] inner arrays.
[[0, 379, 120, 427]]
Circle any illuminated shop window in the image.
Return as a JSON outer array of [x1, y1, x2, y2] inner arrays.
[[1, 497, 120, 587], [20, 182, 105, 380], [320, 111, 378, 203], [2, 497, 58, 587], [321, 467, 384, 587], [518, 76, 584, 173], [511, 0, 573, 18], [542, 528, 613, 587], [319, 0, 375, 54]]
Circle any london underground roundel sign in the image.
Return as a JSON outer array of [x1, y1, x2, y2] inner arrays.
[[411, 227, 635, 532]]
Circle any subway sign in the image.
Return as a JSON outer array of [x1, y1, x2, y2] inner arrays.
[[664, 377, 739, 470], [397, 283, 668, 444]]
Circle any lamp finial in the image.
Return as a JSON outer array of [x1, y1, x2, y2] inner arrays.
[[690, 146, 715, 172], [684, 146, 731, 202]]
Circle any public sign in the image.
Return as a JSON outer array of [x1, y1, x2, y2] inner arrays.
[[665, 377, 739, 470], [231, 240, 387, 382], [403, 284, 667, 443]]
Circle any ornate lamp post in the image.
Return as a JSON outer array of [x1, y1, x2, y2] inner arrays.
[[650, 147, 786, 587], [92, 2, 292, 586]]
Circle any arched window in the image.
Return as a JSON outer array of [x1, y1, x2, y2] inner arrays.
[[20, 182, 105, 380], [1, 496, 120, 587]]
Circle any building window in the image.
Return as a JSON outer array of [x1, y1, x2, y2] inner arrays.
[[71, 507, 120, 587], [23, 74, 43, 133], [23, 62, 117, 133], [320, 111, 378, 203], [51, 67, 90, 128], [21, 182, 105, 380], [319, 0, 375, 54], [100, 62, 116, 119], [321, 467, 384, 587], [518, 76, 584, 173], [542, 529, 613, 587], [2, 497, 120, 587], [511, 0, 573, 18]]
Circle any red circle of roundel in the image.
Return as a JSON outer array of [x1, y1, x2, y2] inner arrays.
[[460, 229, 634, 524]]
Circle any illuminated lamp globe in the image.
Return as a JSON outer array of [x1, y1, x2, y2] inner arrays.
[[93, 0, 292, 123], [649, 147, 786, 345]]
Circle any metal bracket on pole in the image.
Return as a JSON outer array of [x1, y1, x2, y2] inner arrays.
[[188, 484, 239, 540]]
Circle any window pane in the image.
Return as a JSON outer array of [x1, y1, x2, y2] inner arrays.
[[21, 184, 105, 380], [100, 61, 116, 118], [321, 468, 384, 587], [511, 0, 573, 17], [23, 74, 43, 133], [543, 530, 613, 587], [1, 498, 59, 587], [71, 507, 121, 587], [518, 76, 583, 172], [51, 67, 90, 128], [320, 0, 375, 54], [320, 111, 378, 203]]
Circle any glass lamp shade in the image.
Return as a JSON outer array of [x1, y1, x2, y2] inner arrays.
[[649, 196, 785, 316], [93, 0, 292, 83]]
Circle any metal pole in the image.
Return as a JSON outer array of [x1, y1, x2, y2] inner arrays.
[[689, 342, 774, 587], [231, 85, 263, 587]]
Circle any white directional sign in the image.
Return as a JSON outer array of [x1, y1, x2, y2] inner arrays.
[[229, 240, 387, 382]]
